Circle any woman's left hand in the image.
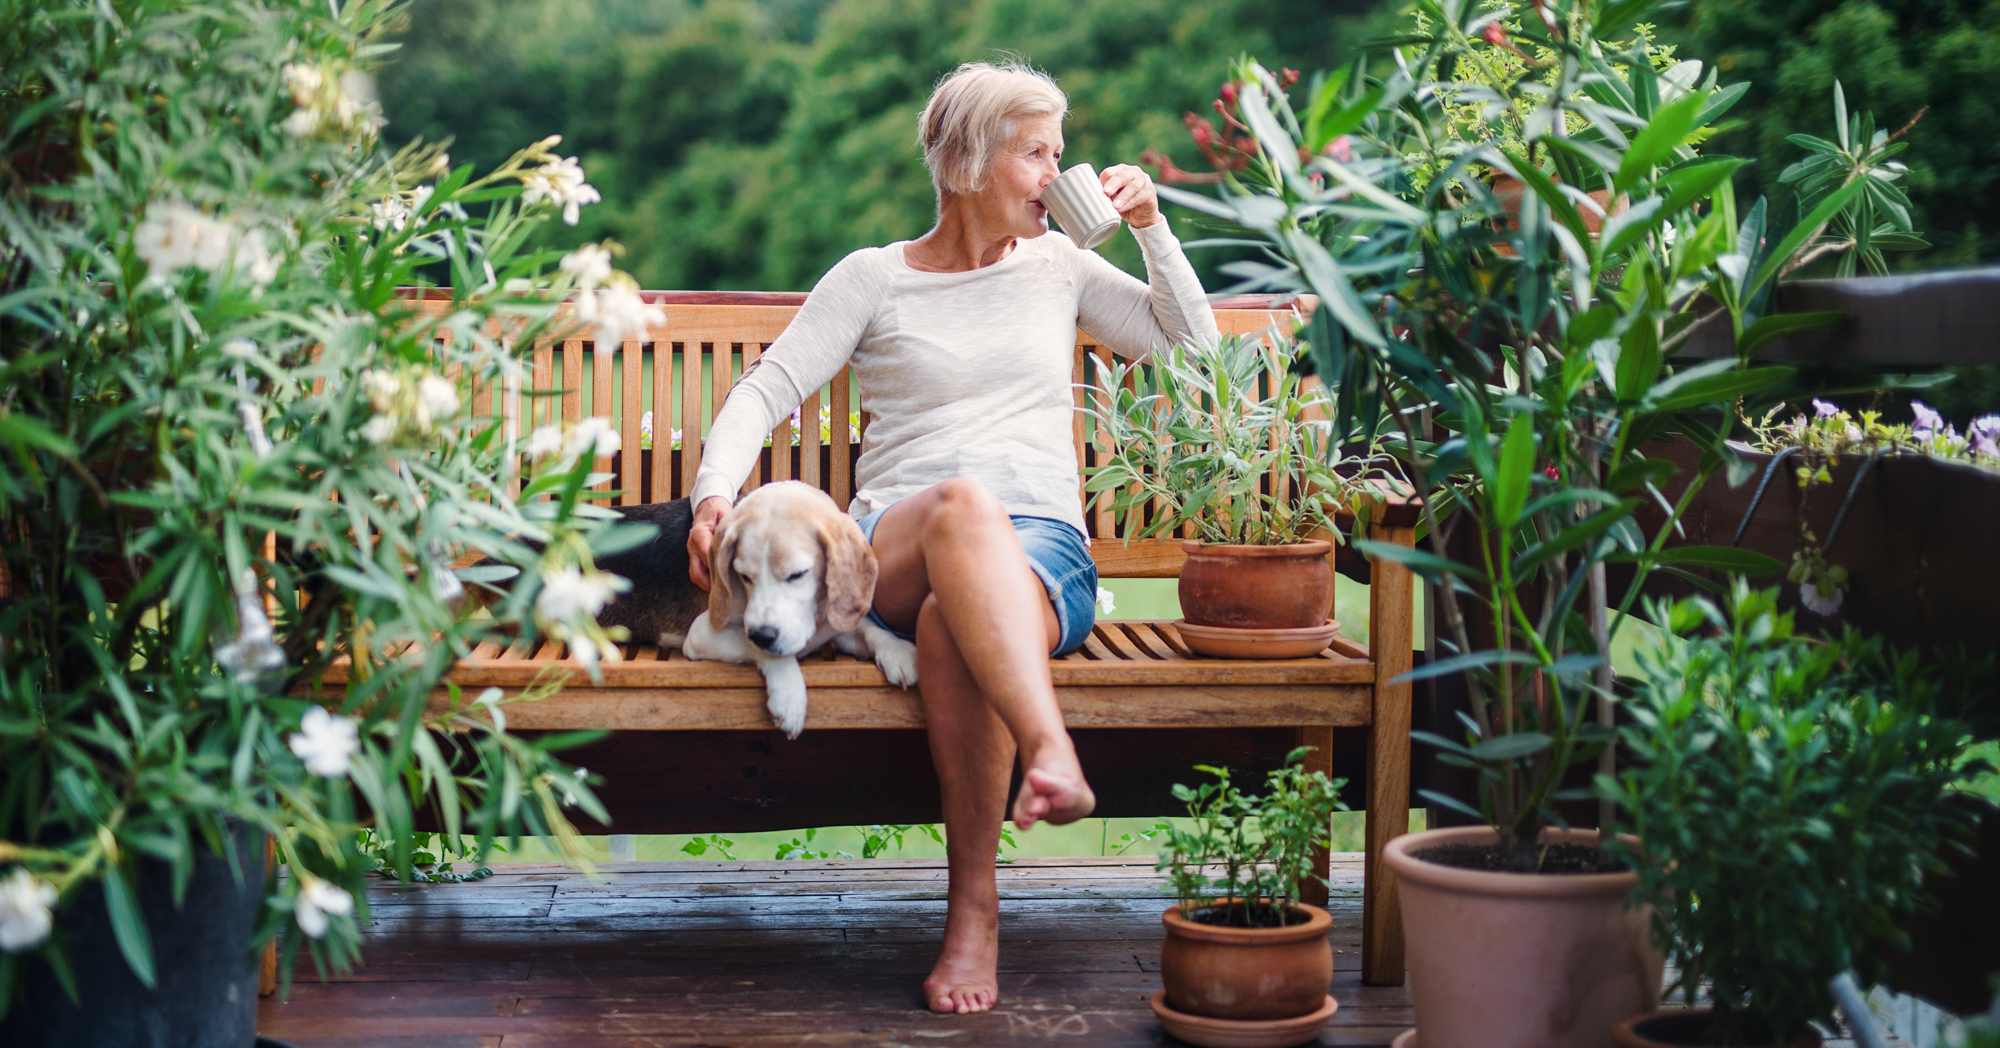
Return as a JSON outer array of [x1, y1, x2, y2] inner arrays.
[[1100, 164, 1161, 229]]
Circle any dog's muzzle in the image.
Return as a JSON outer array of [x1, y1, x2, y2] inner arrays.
[[746, 625, 782, 651]]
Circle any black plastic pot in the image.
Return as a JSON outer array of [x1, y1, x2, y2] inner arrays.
[[2, 825, 266, 1048]]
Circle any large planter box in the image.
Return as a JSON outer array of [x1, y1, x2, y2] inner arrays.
[[1644, 437, 2000, 654]]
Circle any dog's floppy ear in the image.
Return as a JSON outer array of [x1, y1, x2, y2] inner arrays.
[[707, 511, 747, 626], [819, 515, 878, 632]]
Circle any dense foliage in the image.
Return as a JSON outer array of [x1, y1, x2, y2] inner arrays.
[[0, 0, 653, 1001], [1601, 584, 1973, 1044], [375, 0, 1402, 292], [1139, 0, 1906, 866]]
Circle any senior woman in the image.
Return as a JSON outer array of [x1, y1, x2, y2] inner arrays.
[[686, 61, 1219, 1014]]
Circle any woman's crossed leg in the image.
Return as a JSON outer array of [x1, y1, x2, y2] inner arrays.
[[867, 478, 1097, 1014]]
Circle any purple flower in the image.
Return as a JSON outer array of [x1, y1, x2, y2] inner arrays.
[[1812, 398, 1838, 418], [1911, 400, 1944, 441], [1971, 414, 2000, 443], [1975, 428, 2000, 459]]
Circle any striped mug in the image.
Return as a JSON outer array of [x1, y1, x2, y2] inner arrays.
[[1041, 163, 1123, 250]]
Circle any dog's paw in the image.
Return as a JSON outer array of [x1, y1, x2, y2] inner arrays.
[[657, 631, 686, 650], [874, 636, 919, 689], [766, 685, 808, 739]]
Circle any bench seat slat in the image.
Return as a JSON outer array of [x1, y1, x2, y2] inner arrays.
[[317, 622, 1371, 689], [398, 683, 1372, 732]]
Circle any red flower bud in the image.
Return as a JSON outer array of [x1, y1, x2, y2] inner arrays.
[[1219, 81, 1238, 105], [1484, 22, 1509, 46], [1214, 98, 1228, 115], [1544, 464, 1561, 480], [1281, 68, 1300, 88]]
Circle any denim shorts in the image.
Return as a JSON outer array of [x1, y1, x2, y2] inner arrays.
[[855, 508, 1098, 657]]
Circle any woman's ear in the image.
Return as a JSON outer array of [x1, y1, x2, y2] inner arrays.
[[818, 517, 878, 633], [707, 514, 744, 626]]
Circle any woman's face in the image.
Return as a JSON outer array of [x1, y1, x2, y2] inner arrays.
[[977, 118, 1063, 241]]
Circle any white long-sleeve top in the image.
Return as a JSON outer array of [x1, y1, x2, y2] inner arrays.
[[689, 220, 1220, 537]]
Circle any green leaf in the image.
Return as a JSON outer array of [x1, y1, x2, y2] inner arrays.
[[104, 868, 157, 988], [1470, 732, 1554, 761], [1650, 545, 1785, 575], [1353, 539, 1479, 581], [1616, 90, 1709, 195], [1642, 362, 1794, 413], [1658, 158, 1750, 218], [1491, 413, 1536, 529], [1735, 311, 1845, 358], [1749, 179, 1868, 296], [1393, 649, 1540, 684], [1614, 315, 1662, 403]]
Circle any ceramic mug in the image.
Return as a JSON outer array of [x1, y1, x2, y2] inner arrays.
[[1041, 163, 1122, 250]]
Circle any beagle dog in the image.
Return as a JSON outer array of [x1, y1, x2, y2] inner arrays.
[[680, 481, 918, 737]]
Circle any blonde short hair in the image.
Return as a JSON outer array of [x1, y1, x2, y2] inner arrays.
[[918, 61, 1069, 196]]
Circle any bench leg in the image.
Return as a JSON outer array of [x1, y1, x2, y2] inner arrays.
[[1362, 514, 1416, 986], [259, 836, 278, 996], [1296, 725, 1335, 910]]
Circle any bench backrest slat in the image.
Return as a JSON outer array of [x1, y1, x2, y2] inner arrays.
[[410, 293, 1306, 574]]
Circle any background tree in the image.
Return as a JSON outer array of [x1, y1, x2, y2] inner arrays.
[[378, 0, 1399, 291]]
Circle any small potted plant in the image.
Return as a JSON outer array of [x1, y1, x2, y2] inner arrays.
[[1083, 333, 1386, 657], [1149, 749, 1346, 1048], [1599, 584, 1975, 1048]]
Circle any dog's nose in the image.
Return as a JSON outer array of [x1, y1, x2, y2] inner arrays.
[[746, 626, 781, 651]]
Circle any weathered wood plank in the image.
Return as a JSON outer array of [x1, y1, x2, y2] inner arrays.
[[1362, 501, 1416, 987], [389, 683, 1370, 731]]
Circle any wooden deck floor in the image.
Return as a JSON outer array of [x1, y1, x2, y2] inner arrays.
[[257, 853, 1413, 1047]]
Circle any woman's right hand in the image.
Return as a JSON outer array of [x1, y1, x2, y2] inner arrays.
[[687, 496, 733, 591]]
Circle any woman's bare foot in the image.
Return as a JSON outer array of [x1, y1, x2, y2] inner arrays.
[[1011, 760, 1096, 829], [924, 903, 1000, 1014]]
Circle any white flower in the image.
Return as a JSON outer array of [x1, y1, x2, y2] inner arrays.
[[576, 281, 664, 346], [565, 416, 620, 458], [360, 368, 401, 410], [1799, 581, 1844, 616], [294, 875, 353, 939], [525, 423, 565, 459], [289, 706, 360, 778], [520, 155, 600, 226], [1096, 586, 1116, 616], [222, 337, 259, 359], [537, 567, 617, 622], [416, 374, 460, 426], [133, 203, 212, 276], [282, 108, 318, 137], [560, 243, 614, 290], [359, 414, 395, 445], [639, 410, 654, 444], [0, 869, 57, 953], [282, 62, 324, 105], [132, 204, 277, 286]]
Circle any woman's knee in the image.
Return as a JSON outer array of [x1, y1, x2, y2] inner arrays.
[[923, 478, 1009, 532]]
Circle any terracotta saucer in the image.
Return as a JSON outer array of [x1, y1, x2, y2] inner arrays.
[[1149, 990, 1339, 1048], [1173, 619, 1342, 660]]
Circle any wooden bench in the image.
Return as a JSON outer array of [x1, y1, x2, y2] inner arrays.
[[326, 290, 1417, 986]]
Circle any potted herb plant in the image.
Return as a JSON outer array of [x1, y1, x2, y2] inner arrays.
[[0, 2, 642, 1042], [1150, 749, 1346, 1048], [1084, 333, 1388, 656], [1599, 584, 1975, 1048]]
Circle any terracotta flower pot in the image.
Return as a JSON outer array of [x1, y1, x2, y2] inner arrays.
[[1612, 1009, 1823, 1048], [1178, 541, 1332, 629], [1385, 826, 1662, 1048], [1160, 901, 1334, 1021]]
